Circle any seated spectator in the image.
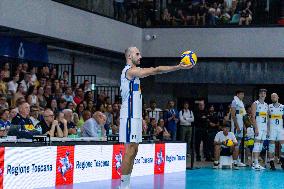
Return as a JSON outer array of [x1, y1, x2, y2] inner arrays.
[[9, 107, 18, 121], [213, 124, 239, 169], [86, 100, 96, 114], [84, 91, 94, 102], [67, 102, 76, 112], [11, 84, 25, 107], [50, 99, 58, 114], [73, 88, 84, 105], [82, 110, 92, 122], [30, 67, 38, 85], [155, 119, 171, 141], [63, 87, 74, 103], [112, 102, 120, 127], [0, 70, 7, 95], [54, 88, 63, 101], [173, 9, 187, 25], [161, 8, 172, 25], [104, 104, 113, 135], [0, 95, 9, 109], [82, 111, 106, 137], [61, 70, 70, 86], [56, 112, 68, 137], [43, 85, 54, 107], [27, 86, 39, 106], [30, 105, 40, 126], [142, 119, 148, 135], [10, 102, 37, 138], [8, 73, 19, 95], [20, 72, 33, 93], [63, 109, 77, 135], [79, 80, 92, 93], [37, 109, 64, 137], [239, 1, 252, 25], [75, 102, 85, 128], [37, 86, 47, 108], [147, 118, 157, 138], [2, 63, 10, 80], [58, 99, 67, 112], [0, 108, 11, 137]]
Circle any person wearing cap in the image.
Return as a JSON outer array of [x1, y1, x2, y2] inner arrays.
[[213, 124, 239, 169], [231, 90, 247, 167], [251, 89, 268, 170], [0, 108, 11, 137]]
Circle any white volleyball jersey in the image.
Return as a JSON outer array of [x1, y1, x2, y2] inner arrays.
[[269, 103, 284, 127], [120, 64, 142, 119], [231, 99, 245, 131], [254, 100, 268, 128]]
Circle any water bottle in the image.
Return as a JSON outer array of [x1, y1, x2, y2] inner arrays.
[[77, 127, 81, 138], [97, 126, 102, 141], [36, 125, 42, 135], [109, 126, 112, 135]]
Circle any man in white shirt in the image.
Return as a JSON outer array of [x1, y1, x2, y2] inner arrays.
[[8, 73, 19, 95], [213, 124, 239, 169], [82, 111, 106, 138], [20, 72, 33, 93], [147, 100, 162, 122], [179, 102, 194, 155]]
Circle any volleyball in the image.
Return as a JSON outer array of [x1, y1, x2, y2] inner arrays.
[[180, 50, 197, 66], [225, 139, 234, 147]]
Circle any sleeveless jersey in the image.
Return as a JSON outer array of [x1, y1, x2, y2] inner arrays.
[[254, 100, 268, 128], [269, 103, 284, 127]]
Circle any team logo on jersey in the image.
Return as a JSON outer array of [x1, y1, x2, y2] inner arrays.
[[58, 151, 73, 181]]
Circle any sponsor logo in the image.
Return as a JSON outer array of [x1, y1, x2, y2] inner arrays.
[[154, 144, 165, 174], [75, 160, 110, 170], [56, 146, 74, 186], [57, 151, 72, 181], [112, 144, 125, 179], [6, 164, 52, 176], [166, 155, 186, 163]]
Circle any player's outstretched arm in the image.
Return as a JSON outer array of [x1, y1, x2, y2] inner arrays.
[[128, 63, 193, 79]]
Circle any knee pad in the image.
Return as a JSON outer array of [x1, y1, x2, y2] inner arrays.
[[253, 142, 262, 153], [269, 143, 275, 153]]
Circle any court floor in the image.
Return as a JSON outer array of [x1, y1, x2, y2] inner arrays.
[[41, 167, 284, 189]]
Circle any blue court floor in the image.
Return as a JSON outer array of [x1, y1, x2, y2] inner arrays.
[[41, 168, 284, 189]]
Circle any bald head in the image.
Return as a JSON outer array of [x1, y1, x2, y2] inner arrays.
[[125, 47, 142, 65], [93, 111, 106, 125], [271, 93, 279, 103]]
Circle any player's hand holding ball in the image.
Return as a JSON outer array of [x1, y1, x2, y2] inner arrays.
[[179, 50, 197, 69]]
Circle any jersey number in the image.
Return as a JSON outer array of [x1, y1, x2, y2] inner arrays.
[[262, 117, 266, 123], [275, 119, 280, 125]]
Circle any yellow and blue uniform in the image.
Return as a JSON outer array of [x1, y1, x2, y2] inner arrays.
[[269, 103, 284, 141], [254, 100, 268, 140]]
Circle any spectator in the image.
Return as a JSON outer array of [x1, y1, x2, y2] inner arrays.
[[179, 102, 194, 155], [104, 104, 113, 135], [63, 109, 77, 135], [173, 9, 187, 25], [147, 118, 157, 138], [73, 88, 84, 105], [207, 105, 220, 161], [11, 84, 25, 107], [54, 88, 63, 101], [82, 110, 92, 122], [61, 71, 70, 85], [84, 91, 94, 102], [67, 102, 76, 112], [166, 100, 179, 141], [50, 67, 57, 80], [113, 0, 125, 20], [82, 111, 107, 137], [2, 63, 10, 80], [58, 99, 67, 112], [161, 8, 173, 25], [197, 2, 207, 25], [9, 107, 18, 121], [75, 102, 85, 128], [0, 70, 7, 95], [155, 118, 171, 141], [63, 86, 74, 103], [27, 85, 39, 106], [37, 86, 47, 108], [223, 105, 231, 129], [194, 100, 210, 161], [39, 77, 46, 88], [20, 72, 33, 93], [239, 1, 252, 25], [37, 109, 63, 137], [80, 80, 92, 93], [8, 73, 19, 95], [50, 99, 58, 114], [56, 112, 68, 137], [53, 79, 60, 92], [0, 108, 11, 137], [30, 105, 40, 126], [30, 67, 38, 84], [186, 4, 197, 25], [0, 95, 9, 109], [11, 102, 35, 138], [147, 100, 162, 122], [43, 85, 54, 107], [112, 102, 120, 127]]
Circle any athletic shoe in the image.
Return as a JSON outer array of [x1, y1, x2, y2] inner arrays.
[[233, 163, 239, 170], [237, 162, 247, 167], [270, 161, 276, 171], [280, 157, 284, 169], [252, 164, 265, 170], [213, 162, 219, 169]]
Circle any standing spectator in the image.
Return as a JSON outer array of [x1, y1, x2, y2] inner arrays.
[[194, 100, 210, 161], [79, 80, 92, 93], [82, 111, 107, 137], [63, 87, 74, 103], [207, 105, 220, 161], [239, 1, 252, 25], [197, 2, 207, 25], [0, 108, 11, 137], [0, 70, 7, 95], [179, 102, 194, 155], [8, 73, 19, 95], [20, 72, 33, 93], [73, 88, 84, 105], [104, 104, 113, 135], [166, 100, 179, 141], [27, 86, 39, 106], [63, 109, 77, 135], [147, 100, 162, 122]]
